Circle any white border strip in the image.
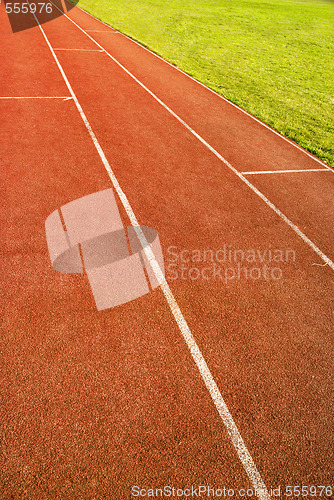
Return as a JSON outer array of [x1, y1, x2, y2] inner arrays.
[[69, 0, 333, 172], [0, 96, 72, 99], [48, 1, 334, 272], [242, 169, 329, 175], [29, 4, 271, 497]]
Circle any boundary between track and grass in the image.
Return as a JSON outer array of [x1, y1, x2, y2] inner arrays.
[[70, 0, 333, 172], [28, 4, 272, 498], [44, 1, 334, 272], [54, 47, 103, 51], [242, 168, 329, 175]]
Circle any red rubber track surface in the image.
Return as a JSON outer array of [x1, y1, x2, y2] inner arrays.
[[1, 1, 333, 498]]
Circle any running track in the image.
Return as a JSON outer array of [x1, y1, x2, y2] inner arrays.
[[1, 1, 333, 498]]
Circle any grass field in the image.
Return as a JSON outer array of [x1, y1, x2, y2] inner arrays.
[[76, 0, 334, 167]]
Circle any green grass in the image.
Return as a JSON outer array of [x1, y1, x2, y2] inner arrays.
[[77, 0, 334, 166]]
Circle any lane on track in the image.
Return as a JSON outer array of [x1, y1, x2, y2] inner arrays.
[[0, 3, 68, 97], [247, 171, 334, 261]]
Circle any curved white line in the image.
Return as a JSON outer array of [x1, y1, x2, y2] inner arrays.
[[47, 1, 334, 272]]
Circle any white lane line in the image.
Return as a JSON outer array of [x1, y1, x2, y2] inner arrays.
[[48, 1, 334, 272], [242, 169, 330, 175], [86, 29, 116, 32], [0, 96, 72, 99], [30, 5, 271, 498], [54, 48, 103, 51], [71, 1, 332, 172]]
